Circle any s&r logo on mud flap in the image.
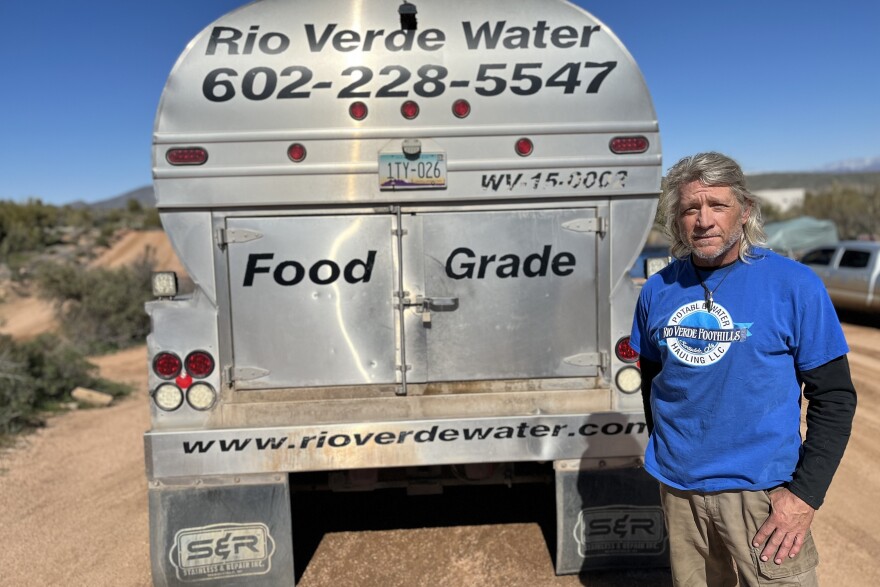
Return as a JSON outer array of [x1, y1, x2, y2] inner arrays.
[[169, 522, 276, 582], [573, 506, 666, 557]]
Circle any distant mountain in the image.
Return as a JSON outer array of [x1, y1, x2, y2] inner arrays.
[[88, 186, 155, 210], [821, 156, 880, 173], [746, 171, 880, 192]]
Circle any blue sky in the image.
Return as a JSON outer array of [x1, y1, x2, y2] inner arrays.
[[1, 1, 878, 206]]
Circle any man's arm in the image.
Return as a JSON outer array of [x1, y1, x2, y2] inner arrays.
[[753, 354, 857, 564], [790, 354, 857, 508], [640, 358, 661, 435]]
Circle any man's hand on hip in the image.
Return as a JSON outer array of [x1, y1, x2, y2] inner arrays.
[[752, 487, 816, 565]]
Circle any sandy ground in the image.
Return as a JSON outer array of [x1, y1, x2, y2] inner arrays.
[[88, 229, 187, 273], [0, 320, 877, 586], [0, 292, 57, 340]]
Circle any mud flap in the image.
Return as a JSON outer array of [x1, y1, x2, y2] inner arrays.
[[149, 475, 294, 586], [555, 462, 668, 574]]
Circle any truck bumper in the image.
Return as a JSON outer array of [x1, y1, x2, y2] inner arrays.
[[145, 411, 647, 480]]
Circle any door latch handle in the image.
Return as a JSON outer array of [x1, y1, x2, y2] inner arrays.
[[421, 296, 458, 310], [401, 295, 459, 325]]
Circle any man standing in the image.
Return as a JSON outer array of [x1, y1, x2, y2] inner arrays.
[[630, 152, 856, 586]]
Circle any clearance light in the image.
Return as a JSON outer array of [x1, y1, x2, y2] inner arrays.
[[401, 100, 420, 119], [515, 138, 534, 157], [349, 101, 368, 121], [615, 337, 639, 363], [153, 352, 182, 380], [616, 366, 642, 394], [187, 382, 218, 411], [166, 147, 208, 165], [610, 136, 649, 154], [452, 99, 471, 118], [153, 383, 184, 411], [288, 143, 307, 162], [185, 351, 215, 379]]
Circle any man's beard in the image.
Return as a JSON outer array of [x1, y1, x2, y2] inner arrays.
[[689, 226, 744, 261]]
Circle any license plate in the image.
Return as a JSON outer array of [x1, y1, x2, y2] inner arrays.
[[379, 153, 446, 190]]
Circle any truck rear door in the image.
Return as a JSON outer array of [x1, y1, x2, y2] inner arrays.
[[402, 208, 600, 382], [225, 215, 398, 388], [224, 207, 600, 390]]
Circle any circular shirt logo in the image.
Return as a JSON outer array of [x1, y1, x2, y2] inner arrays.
[[661, 300, 744, 366]]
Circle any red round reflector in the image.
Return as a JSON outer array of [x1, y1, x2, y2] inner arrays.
[[166, 148, 208, 166], [452, 99, 471, 118], [615, 337, 639, 363], [287, 143, 307, 162], [349, 101, 368, 121], [153, 352, 183, 379], [185, 351, 216, 379], [610, 136, 649, 154], [515, 138, 534, 157], [401, 100, 420, 120]]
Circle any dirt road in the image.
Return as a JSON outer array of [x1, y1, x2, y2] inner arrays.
[[1, 321, 877, 587]]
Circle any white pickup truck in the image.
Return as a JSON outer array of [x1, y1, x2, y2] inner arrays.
[[801, 241, 880, 312]]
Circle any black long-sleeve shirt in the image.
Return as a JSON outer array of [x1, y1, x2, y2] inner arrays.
[[640, 354, 856, 509]]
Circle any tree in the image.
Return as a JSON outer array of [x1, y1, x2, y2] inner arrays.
[[802, 185, 880, 240]]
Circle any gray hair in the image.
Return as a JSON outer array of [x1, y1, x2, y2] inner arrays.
[[660, 152, 766, 261]]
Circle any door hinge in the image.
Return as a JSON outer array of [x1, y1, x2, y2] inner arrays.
[[561, 217, 607, 236], [563, 351, 608, 371], [225, 365, 270, 385], [215, 227, 263, 248]]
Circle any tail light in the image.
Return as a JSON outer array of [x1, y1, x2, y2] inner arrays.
[[153, 383, 184, 411], [187, 383, 217, 411], [153, 352, 182, 379], [615, 337, 639, 363], [166, 147, 208, 165], [185, 351, 216, 379], [616, 367, 642, 394], [610, 136, 649, 154]]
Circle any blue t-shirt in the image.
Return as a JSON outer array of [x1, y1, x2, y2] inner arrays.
[[630, 248, 848, 493]]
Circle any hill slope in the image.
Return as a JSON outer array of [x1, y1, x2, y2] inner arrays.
[[0, 230, 183, 340]]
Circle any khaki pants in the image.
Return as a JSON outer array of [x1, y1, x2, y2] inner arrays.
[[660, 484, 819, 587]]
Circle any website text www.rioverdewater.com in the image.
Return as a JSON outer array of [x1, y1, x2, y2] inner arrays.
[[182, 421, 647, 454]]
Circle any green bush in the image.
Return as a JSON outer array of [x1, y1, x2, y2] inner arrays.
[[0, 333, 130, 440], [35, 251, 155, 354], [801, 185, 880, 239], [0, 199, 62, 259]]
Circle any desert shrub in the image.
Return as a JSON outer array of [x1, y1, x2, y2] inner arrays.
[[0, 333, 130, 439], [0, 199, 63, 259], [143, 207, 162, 229], [35, 251, 155, 354], [802, 185, 880, 239]]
